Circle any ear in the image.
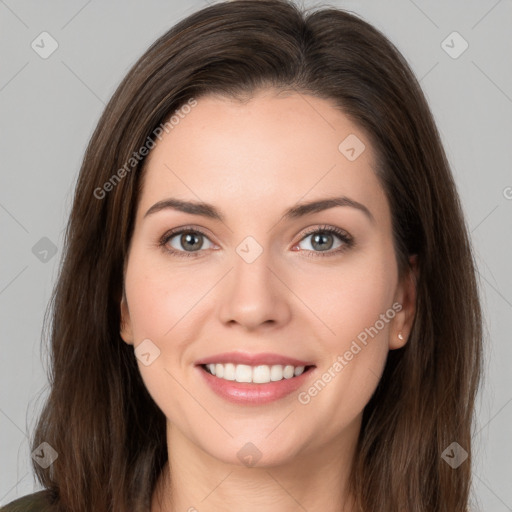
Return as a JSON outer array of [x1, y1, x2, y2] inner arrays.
[[120, 290, 134, 345], [389, 254, 418, 350]]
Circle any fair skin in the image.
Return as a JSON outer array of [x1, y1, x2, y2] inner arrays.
[[120, 88, 417, 512]]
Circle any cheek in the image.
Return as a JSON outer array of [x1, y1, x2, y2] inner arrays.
[[293, 251, 397, 349], [124, 251, 204, 340], [293, 250, 395, 400], [123, 251, 211, 394], [292, 251, 396, 430], [123, 253, 203, 424]]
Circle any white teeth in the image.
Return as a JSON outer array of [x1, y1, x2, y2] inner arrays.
[[204, 363, 308, 383], [283, 365, 295, 379], [294, 366, 305, 376], [223, 363, 236, 380], [253, 365, 270, 383], [235, 364, 252, 382], [270, 365, 284, 381]]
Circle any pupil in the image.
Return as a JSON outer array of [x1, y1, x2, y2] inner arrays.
[[182, 232, 201, 251], [312, 233, 333, 251]]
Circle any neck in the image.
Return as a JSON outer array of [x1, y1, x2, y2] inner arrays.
[[151, 416, 361, 512]]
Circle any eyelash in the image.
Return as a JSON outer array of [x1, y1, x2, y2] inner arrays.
[[157, 224, 354, 259]]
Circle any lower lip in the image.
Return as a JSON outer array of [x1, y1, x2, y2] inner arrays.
[[196, 364, 316, 405]]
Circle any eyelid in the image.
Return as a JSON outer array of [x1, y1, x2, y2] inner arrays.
[[297, 224, 351, 242]]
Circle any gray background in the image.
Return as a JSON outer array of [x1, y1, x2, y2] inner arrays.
[[1, 0, 511, 509]]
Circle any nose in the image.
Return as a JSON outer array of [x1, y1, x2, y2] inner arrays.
[[218, 248, 292, 331]]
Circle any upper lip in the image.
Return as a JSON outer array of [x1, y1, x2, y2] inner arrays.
[[195, 351, 315, 367]]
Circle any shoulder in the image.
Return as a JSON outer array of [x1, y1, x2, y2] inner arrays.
[[0, 490, 57, 512]]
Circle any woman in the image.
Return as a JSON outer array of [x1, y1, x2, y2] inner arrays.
[[1, 0, 483, 510]]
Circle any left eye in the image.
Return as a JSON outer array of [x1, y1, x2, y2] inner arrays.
[[293, 227, 352, 255]]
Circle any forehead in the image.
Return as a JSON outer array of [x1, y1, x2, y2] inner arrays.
[[138, 90, 389, 227]]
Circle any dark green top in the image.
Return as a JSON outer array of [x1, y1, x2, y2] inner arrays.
[[0, 491, 56, 512]]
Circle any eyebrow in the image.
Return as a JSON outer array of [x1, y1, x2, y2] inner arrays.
[[144, 196, 375, 224]]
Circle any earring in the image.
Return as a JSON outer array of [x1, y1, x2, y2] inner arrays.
[[398, 332, 404, 340]]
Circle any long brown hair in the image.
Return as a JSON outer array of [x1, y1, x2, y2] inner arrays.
[[25, 1, 483, 510]]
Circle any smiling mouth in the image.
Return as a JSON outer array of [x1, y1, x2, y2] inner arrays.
[[200, 363, 316, 384]]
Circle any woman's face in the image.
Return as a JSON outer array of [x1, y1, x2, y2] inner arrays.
[[120, 89, 416, 467]]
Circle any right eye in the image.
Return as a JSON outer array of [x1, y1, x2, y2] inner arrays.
[[160, 228, 216, 257]]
